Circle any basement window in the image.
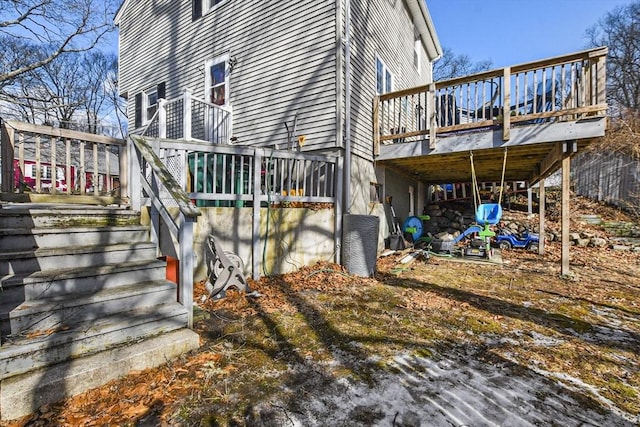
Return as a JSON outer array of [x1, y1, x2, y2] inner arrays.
[[370, 182, 382, 203]]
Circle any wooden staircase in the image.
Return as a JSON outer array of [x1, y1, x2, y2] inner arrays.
[[0, 203, 199, 421]]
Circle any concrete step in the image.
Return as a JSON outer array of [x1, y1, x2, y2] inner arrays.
[[0, 327, 200, 421], [1, 280, 178, 338], [0, 242, 158, 275], [0, 259, 168, 304], [0, 303, 190, 381], [0, 225, 149, 251], [0, 205, 140, 229]]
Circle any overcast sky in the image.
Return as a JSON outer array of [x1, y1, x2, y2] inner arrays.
[[427, 0, 637, 68]]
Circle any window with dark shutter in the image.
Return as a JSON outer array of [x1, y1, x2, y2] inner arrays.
[[157, 82, 166, 100], [134, 93, 142, 128]]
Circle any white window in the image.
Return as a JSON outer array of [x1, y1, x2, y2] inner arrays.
[[144, 88, 158, 123], [414, 30, 421, 74], [376, 57, 393, 94], [193, 0, 227, 20], [205, 55, 230, 106], [206, 0, 225, 10]]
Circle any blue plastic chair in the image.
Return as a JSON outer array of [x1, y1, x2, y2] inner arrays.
[[475, 203, 502, 226]]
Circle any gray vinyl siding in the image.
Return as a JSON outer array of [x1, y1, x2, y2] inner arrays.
[[347, 0, 431, 161], [118, 0, 338, 151]]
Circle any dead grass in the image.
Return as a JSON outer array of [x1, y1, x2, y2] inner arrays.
[[3, 197, 640, 426]]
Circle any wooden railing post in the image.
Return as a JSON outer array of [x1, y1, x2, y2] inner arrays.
[[1, 120, 15, 192], [128, 137, 141, 211], [503, 67, 511, 141], [252, 148, 263, 280], [183, 89, 192, 141], [596, 55, 606, 109], [158, 98, 167, 139], [179, 217, 195, 328], [119, 140, 130, 202], [373, 96, 380, 156], [428, 83, 437, 149]]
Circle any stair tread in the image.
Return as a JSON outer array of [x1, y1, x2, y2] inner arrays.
[[0, 225, 148, 235], [0, 280, 177, 315], [0, 303, 187, 359], [0, 205, 137, 214], [0, 241, 157, 260], [0, 259, 167, 288]]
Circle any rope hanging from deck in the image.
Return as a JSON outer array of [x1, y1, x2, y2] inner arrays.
[[469, 148, 508, 209]]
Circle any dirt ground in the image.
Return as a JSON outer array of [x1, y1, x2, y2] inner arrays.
[[3, 196, 640, 426]]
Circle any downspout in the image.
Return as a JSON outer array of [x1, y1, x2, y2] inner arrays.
[[343, 0, 352, 213]]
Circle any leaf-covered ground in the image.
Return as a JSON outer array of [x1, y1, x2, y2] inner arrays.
[[3, 196, 639, 426]]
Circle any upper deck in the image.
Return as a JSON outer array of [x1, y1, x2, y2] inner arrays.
[[374, 47, 608, 186]]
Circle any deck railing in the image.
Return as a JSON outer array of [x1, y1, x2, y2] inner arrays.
[[141, 89, 233, 144], [128, 135, 339, 297], [1, 119, 127, 198], [373, 47, 608, 154], [131, 137, 338, 208]]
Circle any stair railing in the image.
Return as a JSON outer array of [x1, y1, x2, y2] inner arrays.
[[137, 89, 233, 145], [129, 135, 200, 328]]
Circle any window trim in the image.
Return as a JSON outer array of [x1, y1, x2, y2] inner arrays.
[[204, 0, 227, 14], [205, 54, 230, 107], [143, 87, 158, 124], [375, 56, 393, 95], [193, 0, 227, 20]]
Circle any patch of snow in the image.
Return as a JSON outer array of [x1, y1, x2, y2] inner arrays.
[[526, 330, 565, 347], [269, 346, 637, 426]]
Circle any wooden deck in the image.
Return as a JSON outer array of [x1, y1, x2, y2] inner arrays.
[[374, 47, 608, 185]]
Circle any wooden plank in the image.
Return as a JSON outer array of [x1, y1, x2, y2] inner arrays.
[[539, 179, 545, 255], [428, 83, 437, 149], [80, 141, 86, 195], [503, 67, 511, 141], [596, 55, 606, 106], [373, 96, 380, 156], [50, 136, 57, 195], [93, 143, 99, 196], [35, 135, 41, 192], [510, 46, 608, 74], [536, 142, 563, 181], [65, 139, 72, 195], [561, 155, 570, 276], [4, 120, 124, 146], [1, 122, 15, 192]]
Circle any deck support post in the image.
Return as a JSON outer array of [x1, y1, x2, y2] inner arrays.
[[538, 179, 545, 255], [561, 141, 576, 276], [373, 96, 380, 156], [252, 148, 263, 280]]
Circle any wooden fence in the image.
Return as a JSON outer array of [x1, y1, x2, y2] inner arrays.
[[573, 151, 640, 212]]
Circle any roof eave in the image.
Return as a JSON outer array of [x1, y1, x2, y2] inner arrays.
[[407, 0, 443, 62]]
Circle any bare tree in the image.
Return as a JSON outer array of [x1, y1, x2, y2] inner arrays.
[[0, 0, 117, 86], [3, 49, 124, 136], [433, 47, 493, 81], [80, 51, 119, 134], [587, 2, 640, 113]]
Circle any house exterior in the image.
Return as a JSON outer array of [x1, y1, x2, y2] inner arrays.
[[115, 0, 442, 235]]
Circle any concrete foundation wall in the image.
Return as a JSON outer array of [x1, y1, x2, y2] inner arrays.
[[144, 206, 337, 282]]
